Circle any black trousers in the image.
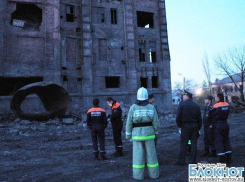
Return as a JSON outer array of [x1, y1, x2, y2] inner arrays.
[[203, 126, 215, 152], [91, 124, 105, 155], [178, 123, 199, 164], [214, 122, 232, 156], [111, 121, 123, 151]]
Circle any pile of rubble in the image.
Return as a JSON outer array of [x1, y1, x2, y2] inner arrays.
[[0, 117, 84, 137]]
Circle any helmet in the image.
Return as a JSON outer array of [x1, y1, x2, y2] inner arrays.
[[137, 87, 148, 101]]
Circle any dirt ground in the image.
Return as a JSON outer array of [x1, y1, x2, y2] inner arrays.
[[0, 113, 244, 182]]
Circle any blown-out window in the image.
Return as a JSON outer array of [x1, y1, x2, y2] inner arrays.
[[105, 77, 120, 88], [137, 11, 154, 28]]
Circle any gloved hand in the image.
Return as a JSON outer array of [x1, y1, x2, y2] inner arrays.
[[126, 135, 132, 140]]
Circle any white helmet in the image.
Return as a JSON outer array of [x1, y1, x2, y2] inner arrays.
[[137, 87, 148, 101]]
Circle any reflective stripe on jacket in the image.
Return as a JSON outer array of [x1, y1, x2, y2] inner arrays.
[[126, 103, 159, 140]]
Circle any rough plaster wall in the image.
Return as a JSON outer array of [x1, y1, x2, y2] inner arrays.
[[5, 37, 44, 76], [0, 0, 5, 77]]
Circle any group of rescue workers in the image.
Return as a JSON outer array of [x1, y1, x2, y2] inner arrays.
[[86, 87, 232, 180]]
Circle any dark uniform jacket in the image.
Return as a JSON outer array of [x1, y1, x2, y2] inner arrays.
[[110, 101, 122, 123], [209, 102, 229, 123], [176, 99, 202, 130], [203, 104, 213, 127], [87, 107, 108, 128]]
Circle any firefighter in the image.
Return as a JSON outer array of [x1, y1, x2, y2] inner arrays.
[[87, 98, 108, 160], [148, 93, 159, 147], [201, 95, 216, 157], [126, 87, 159, 180], [106, 97, 123, 157], [209, 93, 232, 164], [175, 90, 202, 165]]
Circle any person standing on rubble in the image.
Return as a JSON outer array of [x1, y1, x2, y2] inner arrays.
[[209, 93, 232, 164], [106, 97, 123, 157], [175, 90, 202, 166], [201, 95, 216, 157], [126, 87, 159, 180], [87, 98, 108, 160]]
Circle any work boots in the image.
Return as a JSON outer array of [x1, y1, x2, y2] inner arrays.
[[201, 150, 209, 157], [226, 153, 232, 165], [218, 155, 226, 163], [94, 152, 99, 160], [210, 150, 216, 157], [186, 144, 191, 156], [113, 150, 123, 157]]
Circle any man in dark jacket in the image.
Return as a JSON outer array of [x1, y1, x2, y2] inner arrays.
[[209, 93, 232, 164], [175, 90, 202, 165], [201, 95, 216, 157], [106, 97, 123, 157], [87, 98, 108, 160]]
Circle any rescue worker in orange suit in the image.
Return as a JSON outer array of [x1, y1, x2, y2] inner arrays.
[[106, 97, 123, 157], [209, 93, 232, 164], [87, 98, 108, 160]]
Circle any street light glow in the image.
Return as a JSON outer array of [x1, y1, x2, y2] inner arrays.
[[196, 88, 202, 95]]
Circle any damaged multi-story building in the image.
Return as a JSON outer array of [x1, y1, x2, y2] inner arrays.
[[0, 0, 172, 115]]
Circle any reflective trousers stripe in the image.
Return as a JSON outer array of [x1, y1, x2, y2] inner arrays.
[[132, 135, 155, 140], [147, 163, 159, 168], [133, 164, 145, 169], [188, 140, 191, 145]]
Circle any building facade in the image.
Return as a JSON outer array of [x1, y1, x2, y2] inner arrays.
[[211, 74, 245, 103], [0, 0, 172, 114]]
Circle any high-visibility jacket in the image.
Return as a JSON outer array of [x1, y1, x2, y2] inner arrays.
[[109, 101, 122, 123], [86, 107, 107, 128], [209, 102, 230, 123], [126, 103, 159, 140]]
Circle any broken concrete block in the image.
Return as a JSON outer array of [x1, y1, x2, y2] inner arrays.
[[37, 123, 48, 132], [14, 118, 21, 123], [9, 129, 19, 135], [77, 122, 83, 128], [4, 151, 12, 156], [21, 120, 31, 125], [62, 118, 74, 125]]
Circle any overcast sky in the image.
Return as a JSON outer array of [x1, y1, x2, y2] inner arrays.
[[165, 0, 245, 88]]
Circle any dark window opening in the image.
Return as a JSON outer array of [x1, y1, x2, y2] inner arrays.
[[111, 9, 117, 24], [97, 7, 105, 23], [149, 41, 156, 62], [105, 77, 120, 88], [121, 46, 124, 50], [77, 78, 82, 81], [152, 76, 158, 88], [137, 11, 154, 28], [140, 77, 148, 88], [0, 77, 43, 96], [99, 39, 107, 61], [139, 44, 146, 62], [76, 28, 81, 32], [11, 3, 42, 30], [66, 5, 74, 22], [63, 76, 68, 82]]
